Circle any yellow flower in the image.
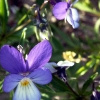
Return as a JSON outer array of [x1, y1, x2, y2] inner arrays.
[[62, 51, 81, 63]]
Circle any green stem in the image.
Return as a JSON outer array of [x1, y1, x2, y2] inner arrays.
[[65, 81, 80, 97]]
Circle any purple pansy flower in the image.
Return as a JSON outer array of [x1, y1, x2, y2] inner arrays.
[[90, 90, 100, 100], [0, 40, 52, 100], [44, 60, 74, 81], [52, 0, 79, 29]]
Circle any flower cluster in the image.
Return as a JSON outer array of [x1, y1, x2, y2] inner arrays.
[[0, 0, 81, 100]]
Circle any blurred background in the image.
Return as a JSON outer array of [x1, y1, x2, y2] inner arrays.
[[0, 0, 100, 100]]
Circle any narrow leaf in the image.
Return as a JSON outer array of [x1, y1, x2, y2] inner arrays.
[[82, 72, 98, 93], [0, 0, 9, 33]]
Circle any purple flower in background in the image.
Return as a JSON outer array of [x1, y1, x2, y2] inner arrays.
[[90, 90, 100, 100], [52, 0, 79, 29], [0, 40, 52, 100], [44, 60, 74, 81]]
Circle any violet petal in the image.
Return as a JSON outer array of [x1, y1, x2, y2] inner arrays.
[[44, 62, 57, 73], [49, 0, 56, 5], [28, 68, 52, 85], [3, 74, 23, 92], [91, 90, 100, 100], [70, 8, 79, 22], [26, 40, 52, 71], [53, 2, 70, 20], [66, 8, 79, 28], [0, 45, 26, 74]]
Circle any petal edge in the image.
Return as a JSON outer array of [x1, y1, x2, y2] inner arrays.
[[28, 68, 52, 85], [3, 74, 23, 92], [27, 40, 52, 71], [0, 45, 26, 74]]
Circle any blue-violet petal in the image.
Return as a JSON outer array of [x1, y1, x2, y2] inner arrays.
[[3, 74, 23, 92], [0, 45, 26, 74], [28, 68, 52, 85], [53, 2, 70, 20], [26, 40, 52, 71]]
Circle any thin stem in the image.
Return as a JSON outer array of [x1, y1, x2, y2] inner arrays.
[[0, 19, 31, 42], [40, 0, 48, 10], [65, 81, 80, 97], [92, 82, 95, 91]]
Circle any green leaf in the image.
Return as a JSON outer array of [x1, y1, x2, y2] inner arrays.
[[51, 24, 76, 48], [98, 0, 100, 10], [9, 91, 14, 100], [51, 51, 63, 61], [20, 28, 27, 46], [76, 60, 96, 76], [41, 91, 69, 100], [0, 0, 9, 33], [0, 79, 3, 93], [71, 33, 81, 47], [94, 18, 100, 34], [50, 36, 63, 51], [74, 1, 100, 17], [39, 76, 79, 100], [81, 72, 98, 93], [49, 76, 73, 94], [0, 25, 36, 45]]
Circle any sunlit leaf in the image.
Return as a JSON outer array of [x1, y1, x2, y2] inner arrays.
[[94, 18, 100, 34], [51, 24, 76, 48], [0, 0, 9, 33], [76, 60, 96, 76]]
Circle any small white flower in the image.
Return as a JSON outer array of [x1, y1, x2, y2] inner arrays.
[[44, 60, 74, 73]]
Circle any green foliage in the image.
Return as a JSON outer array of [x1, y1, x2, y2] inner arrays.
[[0, 0, 9, 33], [82, 72, 98, 93]]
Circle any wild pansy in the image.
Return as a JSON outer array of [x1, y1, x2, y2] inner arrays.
[[52, 0, 79, 29], [0, 40, 52, 100], [44, 60, 74, 81]]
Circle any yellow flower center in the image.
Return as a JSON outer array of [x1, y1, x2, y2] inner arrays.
[[21, 78, 30, 86]]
